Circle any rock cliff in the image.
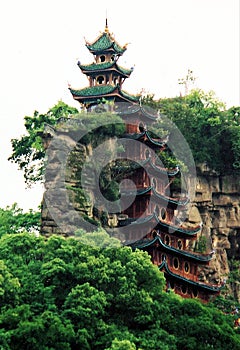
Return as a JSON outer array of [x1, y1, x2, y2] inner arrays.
[[189, 163, 240, 300]]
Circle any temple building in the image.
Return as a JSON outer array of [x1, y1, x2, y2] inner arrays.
[[68, 22, 222, 302]]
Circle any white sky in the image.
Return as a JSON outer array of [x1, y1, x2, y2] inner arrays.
[[0, 0, 239, 211]]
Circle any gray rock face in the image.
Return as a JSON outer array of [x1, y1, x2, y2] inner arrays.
[[190, 165, 240, 299]]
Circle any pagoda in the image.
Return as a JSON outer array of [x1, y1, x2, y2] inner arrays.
[[69, 22, 222, 302], [69, 19, 139, 110]]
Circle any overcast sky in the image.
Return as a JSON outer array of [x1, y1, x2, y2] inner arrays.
[[0, 0, 239, 211]]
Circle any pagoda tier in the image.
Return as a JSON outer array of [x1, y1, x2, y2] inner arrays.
[[69, 84, 139, 108], [159, 260, 222, 301], [126, 235, 221, 302], [124, 130, 167, 147], [119, 212, 201, 237], [121, 185, 189, 209], [85, 22, 127, 56], [118, 158, 179, 181], [69, 22, 139, 110], [128, 235, 214, 263], [78, 61, 133, 79]]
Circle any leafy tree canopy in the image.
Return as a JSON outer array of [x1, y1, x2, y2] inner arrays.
[[143, 89, 240, 174], [0, 203, 40, 237], [0, 232, 239, 349], [8, 101, 79, 185]]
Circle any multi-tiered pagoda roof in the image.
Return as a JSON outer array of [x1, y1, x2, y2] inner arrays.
[[69, 21, 139, 109]]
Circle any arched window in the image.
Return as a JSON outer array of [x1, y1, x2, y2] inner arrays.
[[160, 208, 166, 221], [184, 261, 190, 273], [152, 230, 158, 238], [192, 288, 198, 298], [173, 257, 179, 270], [100, 55, 105, 62], [97, 76, 104, 85], [139, 122, 145, 132], [181, 285, 187, 295]]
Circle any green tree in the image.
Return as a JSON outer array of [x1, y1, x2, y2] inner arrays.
[[0, 203, 40, 236], [154, 89, 240, 174], [0, 233, 239, 349], [8, 101, 79, 185]]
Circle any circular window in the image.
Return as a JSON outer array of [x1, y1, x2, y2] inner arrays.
[[184, 261, 190, 273], [165, 234, 170, 245], [100, 55, 105, 62], [173, 257, 179, 269], [181, 285, 187, 295], [97, 76, 104, 85], [177, 239, 183, 250]]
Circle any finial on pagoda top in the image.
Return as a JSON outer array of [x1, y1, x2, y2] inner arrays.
[[105, 12, 109, 33]]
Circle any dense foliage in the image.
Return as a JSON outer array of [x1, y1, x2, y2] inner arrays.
[[0, 231, 239, 349], [8, 101, 79, 185], [0, 204, 40, 236], [144, 89, 240, 174]]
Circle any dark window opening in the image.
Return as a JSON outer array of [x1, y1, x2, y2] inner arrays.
[[184, 261, 190, 273], [97, 76, 104, 85], [173, 257, 179, 269]]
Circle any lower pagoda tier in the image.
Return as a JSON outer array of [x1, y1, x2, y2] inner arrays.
[[159, 260, 222, 302], [126, 235, 223, 302]]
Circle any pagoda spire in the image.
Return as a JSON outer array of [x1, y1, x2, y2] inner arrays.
[[105, 14, 109, 33]]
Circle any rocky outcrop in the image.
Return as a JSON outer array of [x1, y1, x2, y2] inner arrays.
[[189, 164, 240, 300]]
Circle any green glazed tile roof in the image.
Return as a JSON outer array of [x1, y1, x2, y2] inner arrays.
[[70, 85, 116, 97], [79, 62, 132, 75], [70, 84, 139, 103], [120, 89, 140, 102], [86, 32, 126, 54]]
